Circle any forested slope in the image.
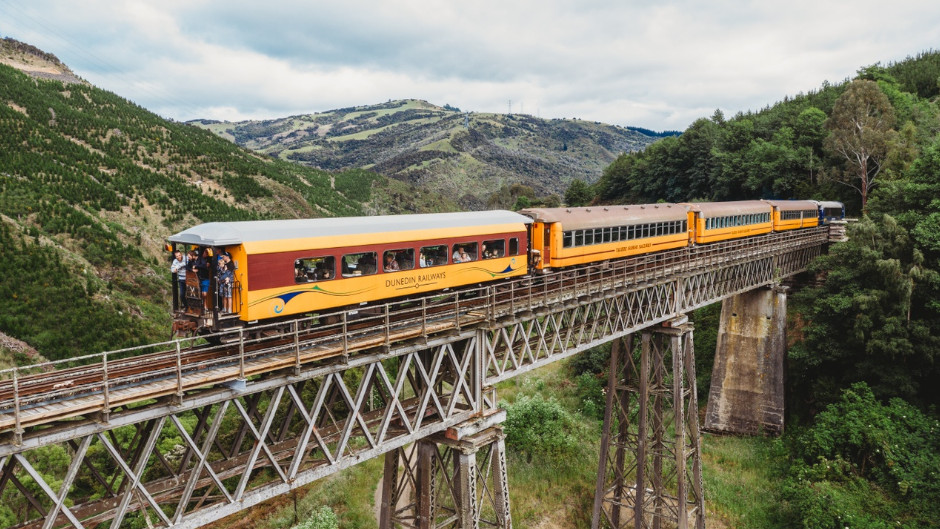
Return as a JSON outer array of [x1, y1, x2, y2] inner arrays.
[[586, 51, 940, 527], [0, 48, 454, 362], [192, 99, 665, 209]]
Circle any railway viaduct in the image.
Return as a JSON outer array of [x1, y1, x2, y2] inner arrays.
[[0, 224, 844, 529]]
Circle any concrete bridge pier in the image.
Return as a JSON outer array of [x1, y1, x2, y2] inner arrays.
[[704, 285, 788, 436], [591, 319, 705, 529]]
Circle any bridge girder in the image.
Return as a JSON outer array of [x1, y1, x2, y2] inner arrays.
[[0, 227, 830, 528]]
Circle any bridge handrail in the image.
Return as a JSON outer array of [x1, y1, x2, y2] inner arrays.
[[0, 227, 830, 431]]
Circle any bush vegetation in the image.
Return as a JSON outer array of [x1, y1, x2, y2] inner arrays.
[[575, 50, 940, 528]]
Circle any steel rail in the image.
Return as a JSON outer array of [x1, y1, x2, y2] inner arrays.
[[0, 227, 828, 434]]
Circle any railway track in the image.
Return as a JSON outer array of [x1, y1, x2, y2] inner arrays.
[[0, 227, 829, 434]]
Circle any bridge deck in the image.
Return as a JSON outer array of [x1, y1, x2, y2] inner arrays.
[[0, 227, 828, 437]]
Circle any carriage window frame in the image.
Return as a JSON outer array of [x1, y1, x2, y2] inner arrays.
[[419, 244, 448, 268], [294, 256, 335, 283], [482, 239, 506, 258], [452, 242, 478, 263], [383, 248, 415, 272], [341, 252, 377, 278]]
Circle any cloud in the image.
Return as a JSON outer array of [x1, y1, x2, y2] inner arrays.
[[4, 0, 939, 130]]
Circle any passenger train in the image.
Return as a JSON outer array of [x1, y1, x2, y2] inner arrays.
[[167, 199, 844, 336]]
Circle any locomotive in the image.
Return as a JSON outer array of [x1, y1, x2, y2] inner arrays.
[[167, 200, 844, 337]]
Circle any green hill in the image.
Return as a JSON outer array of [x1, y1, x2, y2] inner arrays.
[[191, 99, 662, 209], [0, 38, 455, 362]]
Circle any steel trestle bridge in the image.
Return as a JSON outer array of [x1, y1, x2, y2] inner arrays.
[[0, 226, 834, 529]]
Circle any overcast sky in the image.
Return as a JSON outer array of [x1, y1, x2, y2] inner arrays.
[[3, 0, 939, 132]]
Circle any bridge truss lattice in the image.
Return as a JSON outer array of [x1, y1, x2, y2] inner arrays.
[[0, 227, 829, 529]]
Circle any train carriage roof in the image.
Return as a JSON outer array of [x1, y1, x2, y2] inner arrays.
[[681, 200, 771, 216], [761, 199, 819, 211], [168, 210, 532, 247], [815, 201, 844, 209], [520, 204, 687, 230]]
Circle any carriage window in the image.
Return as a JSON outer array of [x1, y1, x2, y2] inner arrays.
[[295, 256, 335, 283], [384, 248, 414, 272], [452, 242, 478, 263], [575, 231, 584, 247], [563, 232, 572, 248], [483, 239, 505, 259], [341, 252, 376, 278], [419, 244, 448, 267], [509, 237, 520, 255]]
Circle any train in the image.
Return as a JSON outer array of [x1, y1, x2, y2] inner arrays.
[[166, 199, 844, 337]]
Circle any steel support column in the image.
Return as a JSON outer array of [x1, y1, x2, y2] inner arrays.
[[379, 424, 511, 529], [592, 319, 704, 529]]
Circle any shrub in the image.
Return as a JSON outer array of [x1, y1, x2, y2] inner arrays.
[[293, 506, 338, 529], [502, 394, 580, 460], [782, 383, 940, 528], [575, 372, 606, 420]]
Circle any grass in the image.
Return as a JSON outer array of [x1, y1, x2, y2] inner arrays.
[[700, 434, 785, 528], [420, 138, 459, 153], [496, 361, 603, 528], [203, 355, 787, 529], [210, 456, 384, 529], [341, 100, 433, 121]]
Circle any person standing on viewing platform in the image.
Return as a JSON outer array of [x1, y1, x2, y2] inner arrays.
[[170, 249, 188, 309]]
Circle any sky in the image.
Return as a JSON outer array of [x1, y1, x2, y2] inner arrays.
[[3, 0, 939, 132]]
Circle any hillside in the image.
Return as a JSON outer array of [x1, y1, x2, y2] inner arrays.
[[591, 51, 940, 527], [191, 100, 663, 209], [0, 38, 456, 363]]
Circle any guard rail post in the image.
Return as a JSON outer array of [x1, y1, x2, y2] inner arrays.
[[384, 303, 391, 348], [238, 327, 246, 380], [175, 341, 184, 403], [294, 323, 301, 375], [13, 371, 23, 446], [421, 298, 428, 338], [102, 351, 110, 423], [342, 311, 349, 357]]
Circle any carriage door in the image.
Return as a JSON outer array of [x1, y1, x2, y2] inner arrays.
[[544, 226, 552, 258]]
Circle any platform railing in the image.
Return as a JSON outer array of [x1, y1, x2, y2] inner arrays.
[[0, 226, 830, 434]]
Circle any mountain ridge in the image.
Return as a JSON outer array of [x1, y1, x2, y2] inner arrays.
[[191, 99, 666, 208]]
